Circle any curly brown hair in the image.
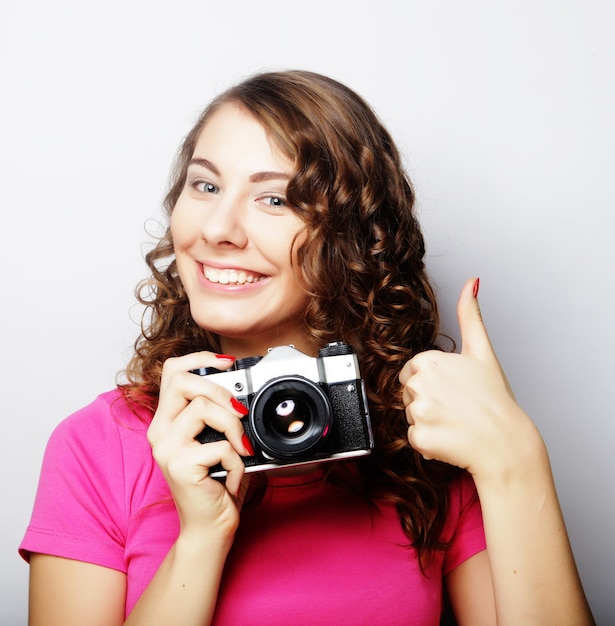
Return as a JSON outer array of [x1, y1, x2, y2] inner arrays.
[[122, 70, 460, 565]]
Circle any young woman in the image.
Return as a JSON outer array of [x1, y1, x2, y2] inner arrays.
[[21, 70, 594, 625]]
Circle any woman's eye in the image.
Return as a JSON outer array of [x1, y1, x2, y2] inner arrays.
[[262, 195, 287, 208], [194, 181, 218, 194]]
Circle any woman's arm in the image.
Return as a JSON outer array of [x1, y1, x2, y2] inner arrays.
[[447, 431, 592, 625], [28, 352, 250, 626], [29, 555, 126, 626], [28, 523, 236, 626], [445, 550, 496, 626], [400, 278, 594, 625], [124, 522, 237, 625], [472, 417, 592, 625], [126, 351, 250, 625]]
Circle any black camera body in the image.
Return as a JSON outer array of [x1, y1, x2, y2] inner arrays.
[[194, 342, 373, 476]]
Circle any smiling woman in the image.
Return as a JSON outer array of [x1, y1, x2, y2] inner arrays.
[[19, 70, 594, 625], [170, 104, 310, 357]]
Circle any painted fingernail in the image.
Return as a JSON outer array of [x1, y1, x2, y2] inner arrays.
[[231, 397, 249, 416], [215, 353, 236, 361], [473, 277, 480, 298], [242, 433, 256, 456]]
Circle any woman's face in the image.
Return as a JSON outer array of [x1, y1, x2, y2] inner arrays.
[[171, 103, 310, 357]]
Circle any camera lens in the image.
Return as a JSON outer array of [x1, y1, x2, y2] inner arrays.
[[250, 376, 332, 460], [270, 397, 309, 436]]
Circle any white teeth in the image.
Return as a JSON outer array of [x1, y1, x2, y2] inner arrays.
[[204, 266, 264, 285]]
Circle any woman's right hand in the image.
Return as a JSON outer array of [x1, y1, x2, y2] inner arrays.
[[147, 352, 252, 540]]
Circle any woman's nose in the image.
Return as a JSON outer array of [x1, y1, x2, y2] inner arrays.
[[200, 195, 248, 248]]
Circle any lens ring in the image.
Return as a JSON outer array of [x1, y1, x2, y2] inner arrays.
[[249, 376, 332, 459]]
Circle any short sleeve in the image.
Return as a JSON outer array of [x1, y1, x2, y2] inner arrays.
[[19, 396, 128, 572], [442, 473, 486, 574]]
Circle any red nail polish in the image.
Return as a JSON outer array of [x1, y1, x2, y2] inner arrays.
[[231, 397, 249, 416], [242, 433, 256, 456], [473, 277, 480, 298], [215, 354, 236, 361]]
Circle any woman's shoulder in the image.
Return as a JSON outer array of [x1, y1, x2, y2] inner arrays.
[[59, 388, 149, 429], [38, 388, 159, 509], [47, 388, 152, 456], [20, 389, 159, 567]]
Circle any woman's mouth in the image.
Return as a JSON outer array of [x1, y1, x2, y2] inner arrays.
[[203, 265, 267, 285]]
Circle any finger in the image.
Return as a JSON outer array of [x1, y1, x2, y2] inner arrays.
[[402, 385, 412, 407], [149, 381, 244, 448], [207, 441, 246, 498], [235, 475, 252, 510], [170, 396, 249, 456], [224, 460, 246, 500], [156, 364, 246, 429], [398, 356, 423, 385], [398, 360, 411, 385], [405, 406, 414, 426], [159, 351, 237, 399], [179, 439, 246, 497], [164, 351, 237, 376], [156, 352, 235, 416], [457, 277, 497, 363], [400, 350, 439, 400], [457, 278, 517, 398], [400, 355, 431, 411], [406, 425, 431, 460], [407, 421, 443, 462]]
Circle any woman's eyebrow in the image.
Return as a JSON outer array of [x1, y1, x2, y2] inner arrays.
[[188, 157, 219, 174], [188, 158, 290, 183], [249, 171, 291, 183]]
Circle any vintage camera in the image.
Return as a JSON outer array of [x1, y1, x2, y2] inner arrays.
[[194, 342, 373, 477]]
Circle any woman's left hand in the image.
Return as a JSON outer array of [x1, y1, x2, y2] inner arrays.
[[399, 278, 541, 480]]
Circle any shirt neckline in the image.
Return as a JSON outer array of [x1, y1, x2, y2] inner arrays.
[[264, 464, 327, 488]]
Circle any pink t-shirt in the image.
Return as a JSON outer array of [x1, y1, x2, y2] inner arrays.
[[20, 390, 486, 625]]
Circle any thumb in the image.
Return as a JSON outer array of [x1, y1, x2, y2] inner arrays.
[[458, 277, 517, 399], [457, 277, 495, 361]]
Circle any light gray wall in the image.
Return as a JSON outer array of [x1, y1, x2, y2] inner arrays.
[[1, 1, 613, 623]]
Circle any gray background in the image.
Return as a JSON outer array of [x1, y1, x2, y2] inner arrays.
[[1, 1, 613, 624]]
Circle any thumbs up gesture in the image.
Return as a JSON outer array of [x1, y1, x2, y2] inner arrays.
[[399, 278, 541, 480]]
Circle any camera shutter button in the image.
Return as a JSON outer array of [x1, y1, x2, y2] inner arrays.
[[318, 342, 353, 357], [235, 356, 263, 370]]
